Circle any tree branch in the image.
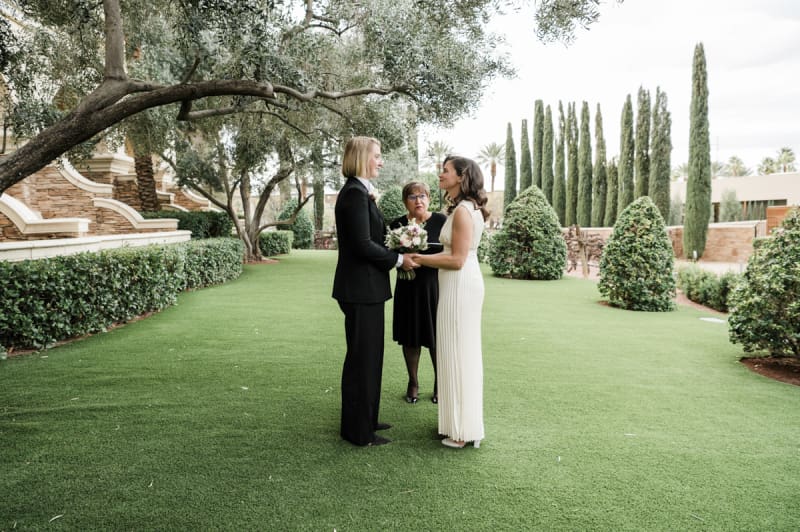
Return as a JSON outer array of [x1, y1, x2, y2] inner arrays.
[[103, 0, 126, 81], [272, 84, 411, 102]]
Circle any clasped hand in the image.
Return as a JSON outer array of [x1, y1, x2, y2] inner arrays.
[[401, 254, 420, 271]]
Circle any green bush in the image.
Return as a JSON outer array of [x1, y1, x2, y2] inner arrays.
[[141, 210, 233, 239], [259, 230, 293, 257], [598, 196, 676, 311], [0, 238, 243, 351], [676, 265, 740, 313], [377, 186, 405, 222], [477, 230, 493, 263], [728, 207, 800, 356], [277, 199, 313, 249], [488, 186, 566, 280]]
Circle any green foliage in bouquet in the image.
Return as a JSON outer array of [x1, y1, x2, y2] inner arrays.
[[728, 207, 800, 356], [488, 185, 566, 280], [598, 196, 676, 311]]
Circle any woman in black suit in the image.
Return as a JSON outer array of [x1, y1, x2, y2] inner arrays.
[[332, 136, 417, 447], [389, 181, 446, 404]]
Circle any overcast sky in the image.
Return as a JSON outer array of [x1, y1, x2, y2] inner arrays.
[[418, 0, 800, 183]]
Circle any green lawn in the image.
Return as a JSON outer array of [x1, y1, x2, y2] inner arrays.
[[1, 250, 798, 531]]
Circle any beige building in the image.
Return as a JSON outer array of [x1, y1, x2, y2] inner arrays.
[[671, 172, 800, 221]]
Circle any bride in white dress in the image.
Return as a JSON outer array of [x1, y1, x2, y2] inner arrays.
[[411, 155, 489, 449]]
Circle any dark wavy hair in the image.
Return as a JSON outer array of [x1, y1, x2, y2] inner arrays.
[[442, 155, 490, 221]]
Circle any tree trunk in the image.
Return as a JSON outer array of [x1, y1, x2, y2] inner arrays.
[[242, 228, 262, 262], [135, 152, 159, 211]]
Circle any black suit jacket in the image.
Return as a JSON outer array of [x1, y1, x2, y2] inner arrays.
[[332, 177, 399, 304]]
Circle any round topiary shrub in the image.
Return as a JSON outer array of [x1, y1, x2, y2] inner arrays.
[[377, 186, 405, 222], [728, 207, 800, 356], [278, 199, 314, 249], [487, 185, 566, 280], [598, 196, 675, 311]]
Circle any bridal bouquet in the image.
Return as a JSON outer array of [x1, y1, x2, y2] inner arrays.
[[385, 219, 429, 280]]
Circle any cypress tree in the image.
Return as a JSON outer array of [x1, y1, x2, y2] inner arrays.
[[591, 103, 607, 226], [577, 101, 593, 226], [542, 105, 554, 203], [533, 99, 544, 188], [519, 119, 533, 190], [634, 86, 651, 198], [553, 102, 567, 225], [617, 95, 635, 215], [683, 42, 711, 259], [603, 158, 618, 226], [649, 87, 672, 221], [504, 122, 518, 210], [565, 102, 579, 226]]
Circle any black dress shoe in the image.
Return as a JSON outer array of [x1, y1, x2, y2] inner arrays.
[[375, 422, 392, 430], [367, 435, 391, 446]]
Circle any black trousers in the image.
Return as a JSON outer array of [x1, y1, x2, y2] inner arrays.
[[338, 301, 385, 445]]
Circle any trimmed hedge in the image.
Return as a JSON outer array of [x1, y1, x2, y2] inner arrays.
[[141, 210, 233, 239], [277, 199, 314, 249], [488, 185, 566, 280], [259, 230, 293, 257], [0, 238, 244, 351], [377, 186, 405, 222], [676, 265, 740, 313], [728, 207, 800, 356], [598, 196, 676, 311]]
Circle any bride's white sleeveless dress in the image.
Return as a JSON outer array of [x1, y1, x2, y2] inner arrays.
[[436, 200, 485, 442]]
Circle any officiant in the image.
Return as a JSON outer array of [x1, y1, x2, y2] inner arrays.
[[389, 181, 447, 404]]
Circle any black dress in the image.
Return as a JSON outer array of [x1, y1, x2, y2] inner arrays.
[[390, 212, 447, 348]]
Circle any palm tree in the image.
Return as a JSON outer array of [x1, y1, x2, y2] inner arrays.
[[671, 162, 689, 180], [758, 156, 777, 175], [476, 142, 505, 192], [424, 140, 453, 174], [711, 161, 726, 177], [724, 156, 751, 177], [776, 147, 796, 173]]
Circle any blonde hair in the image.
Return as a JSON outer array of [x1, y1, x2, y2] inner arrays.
[[342, 136, 381, 179]]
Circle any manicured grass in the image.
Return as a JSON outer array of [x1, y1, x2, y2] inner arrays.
[[1, 250, 799, 530]]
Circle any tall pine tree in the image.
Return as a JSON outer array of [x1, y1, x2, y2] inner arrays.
[[649, 87, 672, 221], [683, 42, 711, 258], [603, 158, 619, 226], [617, 95, 635, 215], [566, 102, 579, 226], [542, 104, 555, 203], [519, 119, 533, 190], [504, 122, 518, 209], [591, 103, 607, 226], [533, 99, 544, 188], [553, 101, 567, 225], [634, 86, 651, 198], [577, 101, 593, 226]]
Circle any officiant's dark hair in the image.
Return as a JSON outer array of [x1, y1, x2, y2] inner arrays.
[[442, 155, 490, 221], [402, 181, 431, 200]]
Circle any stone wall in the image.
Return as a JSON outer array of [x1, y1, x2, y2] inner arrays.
[[574, 222, 761, 264], [6, 166, 108, 220], [0, 212, 83, 240]]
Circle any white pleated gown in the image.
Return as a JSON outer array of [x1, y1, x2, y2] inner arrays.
[[436, 201, 485, 443]]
